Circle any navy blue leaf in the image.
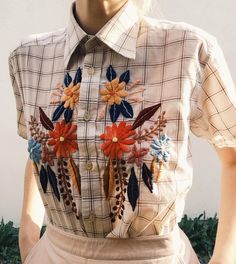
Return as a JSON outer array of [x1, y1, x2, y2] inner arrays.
[[142, 163, 153, 193], [39, 165, 48, 193], [127, 167, 139, 211], [73, 67, 82, 85], [120, 100, 133, 118], [64, 108, 73, 123], [64, 72, 72, 87], [119, 70, 130, 84], [106, 65, 117, 81], [52, 103, 65, 121], [47, 165, 60, 202], [110, 104, 121, 122]]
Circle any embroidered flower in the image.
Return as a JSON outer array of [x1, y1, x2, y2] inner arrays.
[[100, 121, 136, 159], [48, 120, 78, 158], [100, 77, 128, 106], [127, 144, 149, 167], [28, 139, 42, 164], [150, 134, 171, 162], [61, 81, 80, 110], [52, 68, 82, 123]]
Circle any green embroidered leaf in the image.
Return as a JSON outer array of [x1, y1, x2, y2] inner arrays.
[[39, 107, 54, 131], [132, 103, 161, 130]]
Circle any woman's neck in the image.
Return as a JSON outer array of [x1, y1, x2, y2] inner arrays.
[[75, 0, 128, 35]]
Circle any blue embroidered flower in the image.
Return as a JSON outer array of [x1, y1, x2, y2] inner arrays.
[[150, 134, 171, 162], [28, 139, 42, 164]]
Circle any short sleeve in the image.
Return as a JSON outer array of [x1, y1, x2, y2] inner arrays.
[[190, 37, 236, 148], [8, 51, 27, 140]]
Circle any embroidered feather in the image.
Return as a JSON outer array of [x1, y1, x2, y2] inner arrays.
[[132, 103, 161, 130], [68, 157, 81, 195], [108, 159, 115, 197], [39, 107, 54, 131], [127, 167, 139, 211], [103, 160, 110, 198]]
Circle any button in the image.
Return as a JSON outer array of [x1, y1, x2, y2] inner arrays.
[[86, 160, 93, 171], [87, 67, 95, 75], [83, 111, 91, 121]]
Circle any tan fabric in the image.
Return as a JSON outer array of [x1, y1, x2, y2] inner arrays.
[[23, 220, 200, 264]]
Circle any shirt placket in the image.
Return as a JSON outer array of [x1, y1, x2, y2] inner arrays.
[[76, 40, 111, 236]]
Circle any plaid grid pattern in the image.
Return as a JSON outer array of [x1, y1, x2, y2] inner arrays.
[[8, 0, 236, 238]]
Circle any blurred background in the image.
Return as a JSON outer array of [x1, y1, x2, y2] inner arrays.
[[0, 0, 235, 225]]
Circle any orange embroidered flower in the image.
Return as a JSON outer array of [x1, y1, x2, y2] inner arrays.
[[100, 77, 128, 106], [61, 81, 80, 110], [100, 121, 136, 159], [48, 120, 78, 158]]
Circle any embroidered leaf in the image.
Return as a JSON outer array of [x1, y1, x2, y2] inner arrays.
[[68, 157, 81, 195], [127, 167, 139, 211], [132, 103, 161, 130], [110, 104, 121, 122], [64, 108, 73, 123], [103, 160, 110, 198], [52, 103, 65, 121], [119, 70, 130, 84], [39, 107, 54, 131], [46, 165, 60, 202], [39, 164, 48, 193], [106, 65, 117, 81], [120, 100, 133, 118], [73, 67, 82, 85], [142, 162, 153, 193], [64, 72, 72, 87]]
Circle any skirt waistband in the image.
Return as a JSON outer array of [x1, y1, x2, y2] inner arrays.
[[45, 221, 182, 261]]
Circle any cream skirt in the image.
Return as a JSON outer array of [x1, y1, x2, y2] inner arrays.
[[23, 221, 201, 264]]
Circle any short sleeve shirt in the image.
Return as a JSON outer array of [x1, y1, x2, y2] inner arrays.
[[8, 0, 236, 238]]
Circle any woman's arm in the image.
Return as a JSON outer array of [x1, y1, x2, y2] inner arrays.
[[209, 146, 236, 264], [19, 157, 45, 263]]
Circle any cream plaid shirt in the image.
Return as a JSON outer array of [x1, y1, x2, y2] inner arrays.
[[9, 0, 236, 238]]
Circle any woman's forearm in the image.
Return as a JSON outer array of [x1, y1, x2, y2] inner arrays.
[[19, 158, 45, 263], [209, 164, 236, 264]]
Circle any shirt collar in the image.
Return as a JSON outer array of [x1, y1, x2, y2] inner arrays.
[[64, 0, 141, 69]]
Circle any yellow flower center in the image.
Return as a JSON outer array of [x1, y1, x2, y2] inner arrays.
[[112, 137, 118, 143], [60, 136, 65, 142]]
